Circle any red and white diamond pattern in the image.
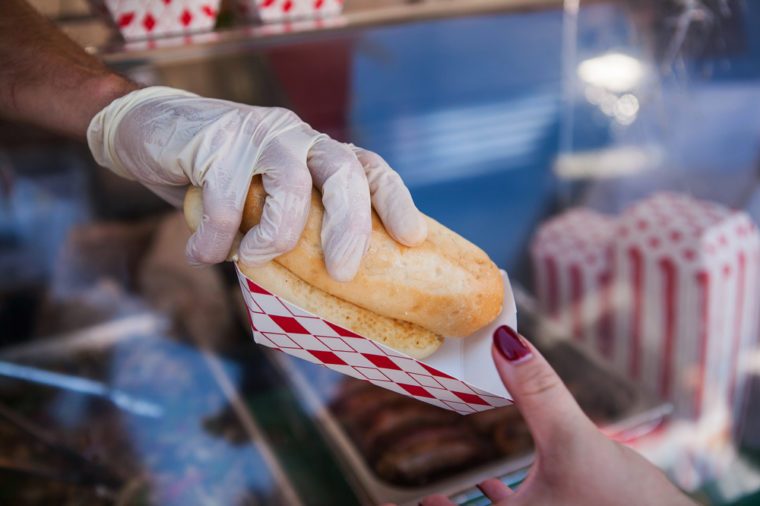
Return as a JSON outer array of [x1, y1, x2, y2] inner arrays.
[[237, 267, 510, 415], [97, 0, 220, 40], [238, 0, 343, 22]]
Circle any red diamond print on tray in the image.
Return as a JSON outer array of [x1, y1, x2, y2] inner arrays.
[[420, 362, 455, 379], [143, 13, 156, 31], [283, 0, 293, 12], [453, 391, 489, 406], [308, 350, 347, 366], [247, 279, 271, 294], [398, 383, 434, 398], [180, 9, 193, 26], [202, 5, 216, 17], [117, 12, 135, 27], [325, 321, 361, 338], [294, 318, 335, 336], [163, 0, 171, 4], [261, 0, 276, 6], [362, 354, 401, 370], [315, 0, 324, 7], [270, 315, 309, 334]]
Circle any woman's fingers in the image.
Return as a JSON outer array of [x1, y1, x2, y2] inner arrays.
[[477, 479, 514, 502], [491, 325, 596, 452], [351, 146, 427, 246]]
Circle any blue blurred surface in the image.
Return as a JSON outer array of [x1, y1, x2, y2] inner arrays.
[[346, 4, 760, 278], [349, 11, 565, 273]]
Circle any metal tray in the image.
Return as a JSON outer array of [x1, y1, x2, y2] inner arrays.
[[0, 313, 301, 506], [269, 286, 672, 505]]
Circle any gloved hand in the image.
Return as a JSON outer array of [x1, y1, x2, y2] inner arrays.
[[87, 86, 427, 281]]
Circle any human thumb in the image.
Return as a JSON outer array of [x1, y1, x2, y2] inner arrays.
[[491, 325, 596, 452]]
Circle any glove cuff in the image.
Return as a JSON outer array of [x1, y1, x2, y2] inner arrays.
[[86, 86, 198, 180]]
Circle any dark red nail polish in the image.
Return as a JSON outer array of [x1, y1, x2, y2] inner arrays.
[[493, 325, 532, 362]]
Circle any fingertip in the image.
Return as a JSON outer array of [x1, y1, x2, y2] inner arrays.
[[492, 325, 534, 366], [327, 266, 357, 283], [320, 205, 371, 282], [185, 224, 229, 265], [391, 212, 428, 246], [489, 327, 595, 449], [323, 237, 367, 282], [237, 229, 282, 267], [237, 177, 311, 266]]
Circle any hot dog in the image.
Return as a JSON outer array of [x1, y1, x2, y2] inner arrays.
[[184, 177, 503, 358]]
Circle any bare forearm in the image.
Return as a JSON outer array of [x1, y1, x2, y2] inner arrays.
[[0, 0, 137, 138]]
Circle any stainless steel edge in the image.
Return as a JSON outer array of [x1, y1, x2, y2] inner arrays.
[[91, 0, 562, 66]]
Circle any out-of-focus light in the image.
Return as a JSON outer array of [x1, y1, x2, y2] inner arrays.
[[554, 145, 661, 179], [614, 94, 639, 125], [577, 53, 644, 93], [584, 86, 605, 105], [600, 94, 617, 116]]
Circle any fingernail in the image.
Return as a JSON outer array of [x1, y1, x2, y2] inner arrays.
[[493, 325, 532, 363]]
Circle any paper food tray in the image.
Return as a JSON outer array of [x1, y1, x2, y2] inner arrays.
[[236, 266, 516, 415]]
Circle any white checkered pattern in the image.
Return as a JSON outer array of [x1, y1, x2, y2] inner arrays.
[[236, 0, 343, 22], [614, 193, 760, 420], [530, 208, 616, 358], [532, 193, 760, 422], [92, 0, 220, 40], [236, 267, 510, 415]]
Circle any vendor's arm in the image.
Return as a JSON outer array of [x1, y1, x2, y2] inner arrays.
[[0, 0, 427, 281], [0, 0, 136, 137]]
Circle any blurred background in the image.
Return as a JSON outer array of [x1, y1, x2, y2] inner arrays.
[[2, 0, 760, 504]]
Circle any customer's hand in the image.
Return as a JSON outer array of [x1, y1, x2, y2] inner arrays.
[[87, 86, 427, 281], [414, 326, 695, 506]]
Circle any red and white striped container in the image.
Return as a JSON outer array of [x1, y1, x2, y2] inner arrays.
[[613, 193, 760, 419], [236, 0, 343, 23], [236, 267, 516, 415], [94, 0, 220, 40], [530, 209, 617, 359]]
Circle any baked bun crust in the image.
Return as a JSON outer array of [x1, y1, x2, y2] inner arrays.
[[237, 177, 503, 337]]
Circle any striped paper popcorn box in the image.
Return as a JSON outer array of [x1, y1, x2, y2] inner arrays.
[[613, 192, 760, 420], [530, 209, 617, 359], [93, 0, 220, 40], [236, 0, 343, 23], [236, 267, 516, 415]]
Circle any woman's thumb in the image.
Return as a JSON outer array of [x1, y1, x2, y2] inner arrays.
[[491, 325, 595, 450]]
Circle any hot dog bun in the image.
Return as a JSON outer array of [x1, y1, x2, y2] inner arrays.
[[184, 177, 503, 338], [239, 261, 443, 358], [235, 177, 503, 337], [184, 189, 442, 358]]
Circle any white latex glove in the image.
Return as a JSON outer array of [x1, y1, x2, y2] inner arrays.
[[87, 86, 427, 281]]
